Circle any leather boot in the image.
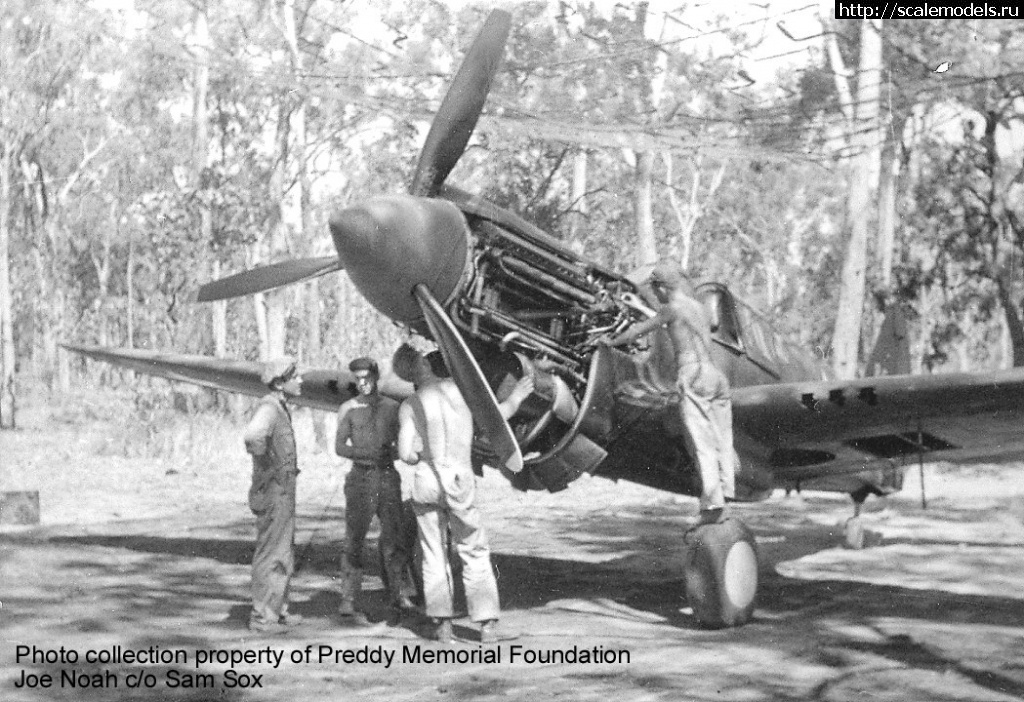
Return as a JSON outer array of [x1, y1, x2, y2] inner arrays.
[[433, 618, 453, 644], [480, 619, 517, 644], [337, 568, 365, 621]]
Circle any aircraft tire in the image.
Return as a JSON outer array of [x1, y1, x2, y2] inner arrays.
[[683, 518, 759, 628]]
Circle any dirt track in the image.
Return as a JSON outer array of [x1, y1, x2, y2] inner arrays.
[[3, 394, 1024, 701]]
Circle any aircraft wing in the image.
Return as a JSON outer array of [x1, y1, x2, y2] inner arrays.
[[733, 367, 1024, 484], [64, 346, 414, 412]]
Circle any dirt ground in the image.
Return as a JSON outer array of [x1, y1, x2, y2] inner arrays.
[[3, 384, 1024, 701]]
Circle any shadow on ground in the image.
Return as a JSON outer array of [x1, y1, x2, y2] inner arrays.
[[5, 491, 1023, 701], [32, 502, 1024, 636]]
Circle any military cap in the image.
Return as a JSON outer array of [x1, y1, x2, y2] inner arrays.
[[348, 356, 379, 375], [391, 343, 422, 382], [261, 356, 297, 387]]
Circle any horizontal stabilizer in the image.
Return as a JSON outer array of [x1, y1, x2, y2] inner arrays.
[[196, 256, 342, 302]]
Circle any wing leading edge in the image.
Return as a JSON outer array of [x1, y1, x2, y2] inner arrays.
[[64, 345, 413, 412]]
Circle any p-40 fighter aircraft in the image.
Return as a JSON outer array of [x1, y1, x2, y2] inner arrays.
[[68, 10, 1024, 628]]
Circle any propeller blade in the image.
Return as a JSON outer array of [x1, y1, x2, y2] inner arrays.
[[413, 283, 523, 473], [409, 9, 511, 196], [196, 256, 342, 302]]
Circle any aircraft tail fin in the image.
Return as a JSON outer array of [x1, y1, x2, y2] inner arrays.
[[865, 303, 912, 377]]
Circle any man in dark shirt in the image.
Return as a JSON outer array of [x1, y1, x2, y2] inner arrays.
[[243, 357, 303, 633], [335, 356, 415, 622]]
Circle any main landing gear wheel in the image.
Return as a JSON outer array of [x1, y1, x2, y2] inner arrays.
[[683, 518, 759, 628]]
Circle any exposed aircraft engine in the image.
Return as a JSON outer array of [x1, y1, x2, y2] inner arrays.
[[453, 215, 645, 397], [439, 213, 656, 491]]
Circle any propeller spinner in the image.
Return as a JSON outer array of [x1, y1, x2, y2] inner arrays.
[[328, 196, 471, 324]]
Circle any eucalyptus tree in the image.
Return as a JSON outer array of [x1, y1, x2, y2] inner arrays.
[[1, 0, 128, 418]]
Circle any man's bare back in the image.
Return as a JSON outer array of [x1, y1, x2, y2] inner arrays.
[[410, 378, 473, 471], [663, 287, 716, 367], [392, 345, 506, 641], [603, 267, 735, 519], [603, 278, 715, 366]]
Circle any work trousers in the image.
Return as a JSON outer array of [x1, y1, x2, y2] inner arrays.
[[250, 476, 296, 623], [343, 465, 414, 605], [411, 463, 499, 623], [678, 361, 736, 511]]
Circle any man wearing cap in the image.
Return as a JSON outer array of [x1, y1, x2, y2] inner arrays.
[[601, 265, 735, 525], [392, 345, 533, 644], [334, 356, 414, 622], [243, 357, 303, 633]]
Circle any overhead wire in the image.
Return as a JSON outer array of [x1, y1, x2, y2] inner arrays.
[[129, 37, 979, 164], [68, 1, 1024, 163], [520, 3, 819, 71]]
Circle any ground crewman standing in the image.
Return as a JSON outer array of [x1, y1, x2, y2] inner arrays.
[[243, 357, 303, 633], [335, 356, 416, 623]]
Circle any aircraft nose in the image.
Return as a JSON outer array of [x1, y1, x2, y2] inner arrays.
[[328, 206, 379, 258], [329, 195, 471, 324]]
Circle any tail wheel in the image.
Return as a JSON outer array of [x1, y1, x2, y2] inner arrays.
[[684, 518, 759, 628], [843, 516, 866, 550]]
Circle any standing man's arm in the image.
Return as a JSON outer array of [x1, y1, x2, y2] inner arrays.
[[498, 375, 534, 420], [382, 399, 401, 462], [334, 404, 352, 457], [602, 306, 673, 347], [244, 404, 277, 455], [397, 402, 421, 465]]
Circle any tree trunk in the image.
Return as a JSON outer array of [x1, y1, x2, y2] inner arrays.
[[997, 278, 1024, 367], [0, 141, 15, 428], [634, 150, 657, 268], [125, 220, 135, 382], [663, 151, 690, 270], [831, 162, 873, 378], [306, 280, 321, 361], [663, 152, 725, 273], [569, 148, 588, 245], [876, 123, 903, 293], [831, 18, 883, 379], [127, 221, 134, 349], [254, 291, 270, 360], [92, 203, 114, 348], [211, 260, 227, 356], [267, 291, 286, 359], [280, 0, 327, 443], [871, 123, 903, 355], [335, 274, 351, 358], [306, 280, 327, 450], [264, 108, 290, 361], [89, 204, 114, 385], [54, 290, 69, 393], [192, 6, 225, 358]]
